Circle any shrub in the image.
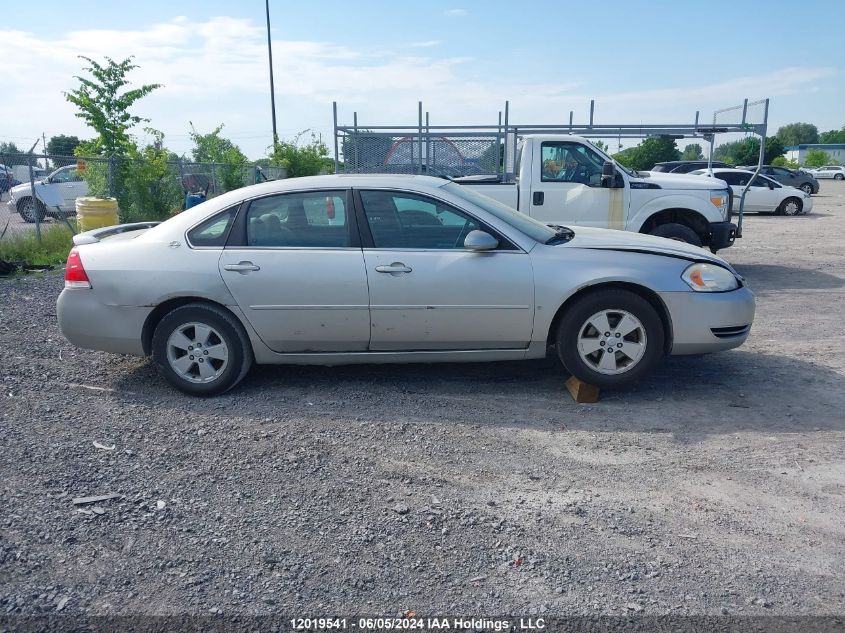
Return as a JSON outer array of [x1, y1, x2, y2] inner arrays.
[[0, 224, 74, 266]]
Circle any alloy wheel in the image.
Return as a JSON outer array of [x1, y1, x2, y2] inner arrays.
[[576, 309, 648, 375], [166, 322, 229, 383]]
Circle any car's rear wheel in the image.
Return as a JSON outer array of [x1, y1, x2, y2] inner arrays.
[[777, 197, 802, 216], [556, 289, 665, 389], [648, 223, 702, 247], [800, 183, 813, 195], [152, 303, 253, 396], [17, 197, 46, 223]]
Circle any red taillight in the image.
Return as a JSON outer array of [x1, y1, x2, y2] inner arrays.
[[64, 248, 91, 288]]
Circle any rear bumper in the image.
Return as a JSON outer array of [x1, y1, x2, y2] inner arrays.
[[659, 286, 755, 355], [709, 221, 737, 251], [57, 289, 151, 356]]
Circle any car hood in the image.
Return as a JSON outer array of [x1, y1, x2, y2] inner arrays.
[[563, 226, 732, 268], [636, 171, 724, 190], [9, 181, 37, 196]]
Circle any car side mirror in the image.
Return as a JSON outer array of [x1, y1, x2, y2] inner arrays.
[[464, 230, 499, 251], [601, 161, 615, 187], [768, 181, 775, 190]]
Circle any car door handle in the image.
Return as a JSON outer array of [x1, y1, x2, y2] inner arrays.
[[223, 261, 260, 273], [533, 191, 544, 205], [375, 262, 412, 274]]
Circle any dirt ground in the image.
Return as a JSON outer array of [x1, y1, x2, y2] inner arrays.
[[1, 181, 843, 621]]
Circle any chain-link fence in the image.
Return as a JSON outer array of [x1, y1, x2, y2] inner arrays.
[[339, 131, 504, 177], [0, 152, 285, 245]]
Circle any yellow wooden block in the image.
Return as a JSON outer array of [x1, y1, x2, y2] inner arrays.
[[565, 376, 600, 403]]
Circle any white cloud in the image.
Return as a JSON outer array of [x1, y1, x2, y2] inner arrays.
[[410, 40, 442, 48], [0, 16, 836, 159], [444, 8, 469, 16]]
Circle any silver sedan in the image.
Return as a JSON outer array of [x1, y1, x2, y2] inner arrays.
[[57, 175, 755, 396]]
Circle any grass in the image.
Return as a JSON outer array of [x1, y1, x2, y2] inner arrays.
[[0, 224, 74, 267]]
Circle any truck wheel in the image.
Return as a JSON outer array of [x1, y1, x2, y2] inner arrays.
[[648, 223, 702, 246], [556, 288, 665, 389], [16, 197, 46, 223], [152, 303, 253, 396], [777, 197, 802, 216]]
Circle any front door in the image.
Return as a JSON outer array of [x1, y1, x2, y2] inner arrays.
[[218, 189, 371, 353], [357, 189, 534, 351], [529, 140, 628, 229]]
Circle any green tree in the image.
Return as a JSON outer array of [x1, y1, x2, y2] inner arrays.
[[270, 131, 329, 177], [612, 137, 680, 171], [776, 122, 819, 147], [46, 135, 81, 157], [714, 136, 784, 165], [65, 56, 161, 158], [681, 143, 704, 160], [592, 140, 609, 153], [0, 141, 22, 154], [189, 123, 249, 191], [804, 148, 831, 168], [818, 127, 845, 144], [122, 129, 183, 222], [772, 156, 800, 169]]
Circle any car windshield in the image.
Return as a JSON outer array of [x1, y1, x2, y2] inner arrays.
[[442, 182, 558, 243]]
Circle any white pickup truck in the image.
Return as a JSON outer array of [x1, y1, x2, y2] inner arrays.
[[459, 135, 737, 252]]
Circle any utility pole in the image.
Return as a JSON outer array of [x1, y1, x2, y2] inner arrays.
[[265, 0, 278, 147]]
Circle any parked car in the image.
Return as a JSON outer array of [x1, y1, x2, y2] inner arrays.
[[0, 165, 19, 193], [57, 174, 755, 396], [458, 136, 736, 253], [7, 165, 88, 222], [689, 168, 813, 215], [650, 160, 733, 174], [738, 165, 819, 194], [808, 165, 845, 180]]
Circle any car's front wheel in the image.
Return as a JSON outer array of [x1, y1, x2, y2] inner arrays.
[[16, 197, 46, 223], [152, 303, 253, 396], [835, 173, 844, 181], [556, 289, 665, 389], [800, 183, 813, 195], [777, 197, 802, 216]]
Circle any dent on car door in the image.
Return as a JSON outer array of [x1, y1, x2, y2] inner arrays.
[[216, 189, 371, 353], [356, 189, 535, 351]]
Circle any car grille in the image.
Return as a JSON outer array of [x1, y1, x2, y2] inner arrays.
[[710, 325, 751, 339]]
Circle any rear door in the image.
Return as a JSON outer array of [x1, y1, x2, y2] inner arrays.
[[771, 166, 798, 187], [356, 188, 534, 351], [217, 189, 371, 353]]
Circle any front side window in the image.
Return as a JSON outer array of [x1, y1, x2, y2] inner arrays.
[[360, 190, 483, 249], [540, 142, 604, 185], [246, 190, 349, 247], [187, 205, 239, 247], [51, 168, 79, 183], [717, 172, 745, 186]]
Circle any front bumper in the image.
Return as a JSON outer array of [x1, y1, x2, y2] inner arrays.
[[709, 221, 737, 251], [659, 286, 755, 356], [57, 288, 151, 356]]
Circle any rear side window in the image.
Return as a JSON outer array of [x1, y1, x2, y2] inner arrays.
[[246, 190, 349, 247], [187, 205, 238, 247]]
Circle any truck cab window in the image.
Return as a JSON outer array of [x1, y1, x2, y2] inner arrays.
[[540, 142, 604, 186]]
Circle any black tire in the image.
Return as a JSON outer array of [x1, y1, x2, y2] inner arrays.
[[152, 303, 253, 396], [648, 223, 702, 247], [16, 197, 46, 223], [777, 197, 802, 216], [835, 173, 844, 181], [556, 288, 665, 389], [800, 183, 813, 195]]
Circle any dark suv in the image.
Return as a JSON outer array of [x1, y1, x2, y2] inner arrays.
[[738, 165, 819, 195], [650, 160, 733, 174]]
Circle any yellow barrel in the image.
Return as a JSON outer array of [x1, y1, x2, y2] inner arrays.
[[75, 197, 119, 232]]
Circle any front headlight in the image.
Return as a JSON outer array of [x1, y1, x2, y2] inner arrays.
[[709, 189, 730, 219], [681, 263, 739, 292]]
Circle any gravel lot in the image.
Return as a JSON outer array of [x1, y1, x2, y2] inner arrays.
[[1, 182, 844, 620]]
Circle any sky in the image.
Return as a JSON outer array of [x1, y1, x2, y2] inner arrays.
[[2, 0, 843, 159]]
